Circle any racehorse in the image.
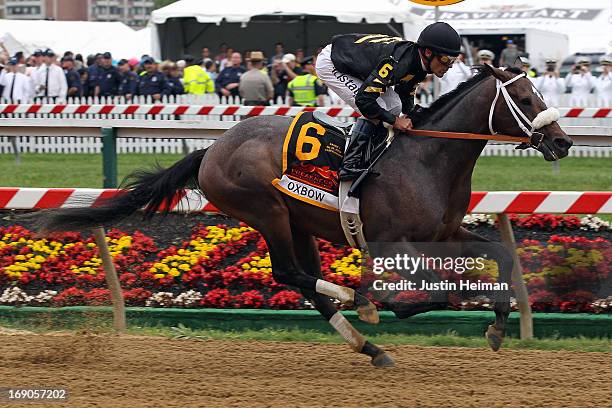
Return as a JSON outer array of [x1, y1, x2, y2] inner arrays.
[[35, 65, 572, 367]]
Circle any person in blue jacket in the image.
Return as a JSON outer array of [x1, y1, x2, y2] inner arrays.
[[138, 57, 166, 101], [95, 52, 121, 97], [117, 59, 139, 99]]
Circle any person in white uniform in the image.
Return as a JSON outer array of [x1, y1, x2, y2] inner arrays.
[[595, 55, 612, 107], [439, 46, 472, 96], [33, 49, 67, 101], [0, 57, 33, 102], [534, 59, 565, 107], [477, 49, 495, 66], [565, 56, 596, 107]]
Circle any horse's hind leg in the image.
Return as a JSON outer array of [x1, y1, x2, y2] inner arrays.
[[292, 230, 394, 368], [448, 227, 513, 351], [231, 198, 378, 324]]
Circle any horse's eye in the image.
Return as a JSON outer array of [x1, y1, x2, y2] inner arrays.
[[521, 98, 531, 106]]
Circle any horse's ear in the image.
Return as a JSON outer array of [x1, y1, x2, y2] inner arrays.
[[482, 63, 510, 82]]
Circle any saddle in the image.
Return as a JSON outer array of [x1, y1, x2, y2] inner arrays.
[[313, 111, 388, 177], [272, 111, 393, 250]]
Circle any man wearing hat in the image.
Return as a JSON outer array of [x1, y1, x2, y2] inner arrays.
[[499, 39, 519, 67], [26, 49, 43, 77], [287, 56, 325, 107], [565, 56, 596, 106], [518, 56, 537, 84], [534, 58, 564, 107], [33, 49, 67, 100], [95, 52, 121, 97], [595, 55, 612, 106], [477, 49, 495, 66], [270, 53, 303, 103], [239, 51, 273, 106], [117, 59, 139, 100], [61, 56, 82, 97], [182, 54, 214, 95], [0, 57, 33, 102], [138, 57, 166, 101]]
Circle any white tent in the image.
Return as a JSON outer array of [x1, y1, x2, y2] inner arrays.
[[408, 0, 612, 54], [0, 19, 153, 60], [151, 0, 426, 60]]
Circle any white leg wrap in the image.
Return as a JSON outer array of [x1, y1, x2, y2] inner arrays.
[[315, 279, 354, 303], [329, 312, 366, 352]]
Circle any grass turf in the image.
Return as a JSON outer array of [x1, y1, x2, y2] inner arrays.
[[0, 154, 610, 191], [0, 318, 609, 353]]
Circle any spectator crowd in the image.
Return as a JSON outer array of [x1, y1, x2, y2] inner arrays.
[[0, 41, 327, 107], [430, 39, 611, 107], [0, 40, 610, 107]]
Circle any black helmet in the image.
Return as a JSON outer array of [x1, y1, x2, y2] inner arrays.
[[417, 22, 461, 56]]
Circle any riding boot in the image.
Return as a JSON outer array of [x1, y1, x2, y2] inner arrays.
[[339, 118, 376, 181]]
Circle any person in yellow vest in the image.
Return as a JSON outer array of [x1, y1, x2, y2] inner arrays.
[[182, 54, 214, 94], [287, 56, 326, 107]]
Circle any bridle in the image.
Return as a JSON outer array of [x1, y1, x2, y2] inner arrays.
[[398, 69, 563, 155], [488, 71, 560, 152]]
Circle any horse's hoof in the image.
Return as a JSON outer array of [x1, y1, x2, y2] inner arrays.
[[486, 324, 504, 351], [371, 352, 395, 368], [357, 302, 379, 324]]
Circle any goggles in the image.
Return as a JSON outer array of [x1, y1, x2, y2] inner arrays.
[[437, 54, 457, 67]]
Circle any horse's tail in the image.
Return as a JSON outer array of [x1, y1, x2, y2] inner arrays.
[[35, 148, 208, 231]]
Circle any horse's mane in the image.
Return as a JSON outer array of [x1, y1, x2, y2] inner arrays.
[[411, 66, 523, 126]]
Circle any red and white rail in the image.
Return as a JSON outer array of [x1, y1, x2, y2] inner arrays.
[[0, 104, 610, 118], [0, 188, 610, 214]]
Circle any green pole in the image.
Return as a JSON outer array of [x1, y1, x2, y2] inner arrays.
[[101, 127, 118, 188]]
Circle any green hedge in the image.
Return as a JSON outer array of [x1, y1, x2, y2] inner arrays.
[[1, 307, 610, 339]]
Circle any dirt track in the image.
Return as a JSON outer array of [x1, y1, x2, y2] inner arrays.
[[0, 332, 610, 408]]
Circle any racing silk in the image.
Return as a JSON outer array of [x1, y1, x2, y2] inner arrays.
[[183, 65, 214, 95], [331, 33, 427, 124]]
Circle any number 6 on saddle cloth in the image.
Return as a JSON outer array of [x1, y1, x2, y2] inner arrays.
[[271, 111, 388, 212]]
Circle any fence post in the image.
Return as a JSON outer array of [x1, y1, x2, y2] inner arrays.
[[101, 127, 117, 188], [92, 227, 126, 332], [497, 213, 534, 340]]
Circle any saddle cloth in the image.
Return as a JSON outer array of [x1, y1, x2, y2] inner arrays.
[[272, 111, 347, 211]]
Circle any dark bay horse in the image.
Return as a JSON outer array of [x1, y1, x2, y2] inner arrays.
[[37, 65, 572, 367]]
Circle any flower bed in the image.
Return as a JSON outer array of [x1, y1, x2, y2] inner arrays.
[[0, 214, 610, 313]]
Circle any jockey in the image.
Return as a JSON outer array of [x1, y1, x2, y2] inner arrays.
[[316, 22, 462, 180]]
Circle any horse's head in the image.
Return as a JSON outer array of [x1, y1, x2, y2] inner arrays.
[[483, 64, 573, 161]]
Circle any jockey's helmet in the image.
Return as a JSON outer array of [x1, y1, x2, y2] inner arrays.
[[417, 22, 462, 57]]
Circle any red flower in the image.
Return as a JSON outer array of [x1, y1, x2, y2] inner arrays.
[[267, 290, 303, 309], [234, 290, 265, 308], [201, 288, 233, 308]]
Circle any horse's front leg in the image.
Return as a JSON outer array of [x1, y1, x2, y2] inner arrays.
[[447, 227, 514, 351]]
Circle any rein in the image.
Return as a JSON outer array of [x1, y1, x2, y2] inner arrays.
[[403, 70, 561, 149], [404, 129, 530, 144]]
